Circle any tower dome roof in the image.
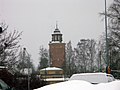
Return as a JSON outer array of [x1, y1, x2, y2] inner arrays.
[[50, 22, 63, 43]]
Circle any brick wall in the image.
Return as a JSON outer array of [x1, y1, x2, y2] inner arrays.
[[49, 43, 65, 68]]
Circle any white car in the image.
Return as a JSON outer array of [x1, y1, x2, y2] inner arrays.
[[69, 73, 115, 84]]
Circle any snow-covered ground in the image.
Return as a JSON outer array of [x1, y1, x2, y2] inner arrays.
[[34, 80, 120, 90]]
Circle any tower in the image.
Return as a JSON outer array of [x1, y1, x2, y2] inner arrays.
[[49, 23, 65, 68]]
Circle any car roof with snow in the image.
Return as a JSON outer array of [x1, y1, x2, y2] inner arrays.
[[69, 72, 114, 84]]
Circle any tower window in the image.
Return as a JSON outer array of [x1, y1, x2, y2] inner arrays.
[[55, 35, 57, 41]]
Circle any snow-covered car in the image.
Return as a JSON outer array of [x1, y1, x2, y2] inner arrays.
[[69, 73, 115, 84]]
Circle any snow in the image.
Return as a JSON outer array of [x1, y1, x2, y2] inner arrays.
[[44, 78, 65, 81], [50, 41, 62, 43], [0, 66, 7, 69], [40, 67, 63, 71], [20, 68, 32, 75], [53, 31, 61, 34], [69, 73, 114, 83], [34, 80, 120, 90]]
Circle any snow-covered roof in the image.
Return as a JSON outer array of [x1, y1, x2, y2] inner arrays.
[[0, 66, 7, 69], [49, 41, 65, 44], [43, 78, 65, 81], [50, 41, 61, 43], [52, 31, 61, 34], [40, 67, 63, 71]]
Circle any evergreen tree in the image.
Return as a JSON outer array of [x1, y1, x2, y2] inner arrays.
[[38, 46, 49, 69]]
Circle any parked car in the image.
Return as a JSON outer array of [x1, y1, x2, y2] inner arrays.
[[69, 73, 115, 84], [0, 79, 15, 90]]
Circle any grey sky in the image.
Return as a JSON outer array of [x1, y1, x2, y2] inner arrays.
[[0, 0, 113, 66]]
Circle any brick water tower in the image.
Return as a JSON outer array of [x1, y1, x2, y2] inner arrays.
[[49, 23, 65, 68]]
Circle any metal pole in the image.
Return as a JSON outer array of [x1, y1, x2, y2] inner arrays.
[[105, 0, 109, 67], [24, 48, 30, 90], [27, 52, 30, 90], [28, 57, 30, 90]]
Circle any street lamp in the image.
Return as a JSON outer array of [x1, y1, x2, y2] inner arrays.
[[105, 0, 109, 70], [23, 48, 30, 90]]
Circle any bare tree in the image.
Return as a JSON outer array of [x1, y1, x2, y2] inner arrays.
[[66, 41, 76, 77], [88, 39, 96, 72], [0, 23, 22, 70], [99, 0, 120, 78], [106, 0, 120, 75], [16, 48, 35, 75], [74, 39, 96, 73], [97, 36, 107, 72]]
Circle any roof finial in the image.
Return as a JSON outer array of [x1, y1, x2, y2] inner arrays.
[[56, 21, 58, 29]]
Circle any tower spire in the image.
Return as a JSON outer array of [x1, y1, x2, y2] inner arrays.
[[55, 21, 58, 30]]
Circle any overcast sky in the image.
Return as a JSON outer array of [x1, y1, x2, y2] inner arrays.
[[0, 0, 113, 66]]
